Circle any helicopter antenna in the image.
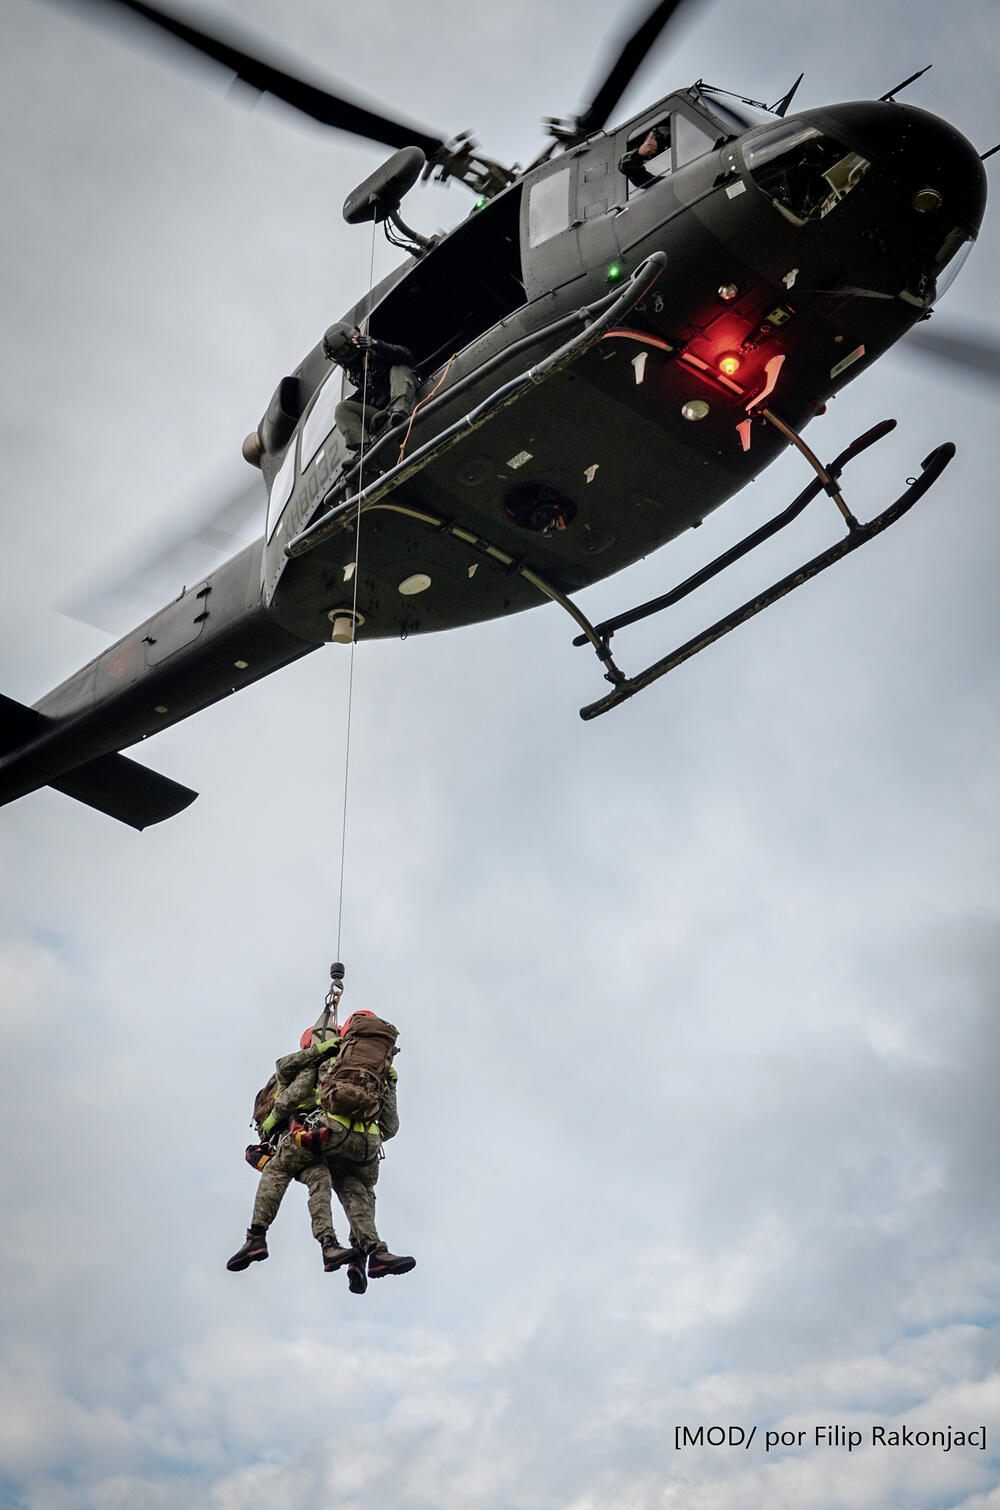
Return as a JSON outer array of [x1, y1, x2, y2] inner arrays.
[[771, 73, 804, 118], [879, 65, 932, 102], [981, 143, 1000, 162]]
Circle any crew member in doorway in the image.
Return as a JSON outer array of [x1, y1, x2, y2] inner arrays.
[[323, 322, 417, 453]]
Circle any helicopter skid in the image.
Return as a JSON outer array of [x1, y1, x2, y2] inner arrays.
[[578, 434, 955, 720]]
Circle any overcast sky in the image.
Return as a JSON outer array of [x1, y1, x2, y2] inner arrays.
[[2, 1, 1000, 1506]]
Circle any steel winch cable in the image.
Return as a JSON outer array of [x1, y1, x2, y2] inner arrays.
[[332, 218, 379, 963]]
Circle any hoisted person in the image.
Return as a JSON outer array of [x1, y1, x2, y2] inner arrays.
[[227, 1007, 415, 1291]]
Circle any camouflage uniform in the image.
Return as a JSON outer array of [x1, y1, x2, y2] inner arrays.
[[318, 1072, 399, 1253], [251, 1044, 337, 1241], [248, 1053, 399, 1250], [270, 1046, 323, 1121], [252, 1136, 335, 1241]]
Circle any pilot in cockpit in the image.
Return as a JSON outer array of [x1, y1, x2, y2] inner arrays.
[[618, 124, 671, 189]]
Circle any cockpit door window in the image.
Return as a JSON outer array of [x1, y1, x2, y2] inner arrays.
[[619, 118, 672, 194]]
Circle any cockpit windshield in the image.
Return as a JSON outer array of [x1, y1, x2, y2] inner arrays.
[[929, 232, 975, 305], [742, 121, 870, 226]]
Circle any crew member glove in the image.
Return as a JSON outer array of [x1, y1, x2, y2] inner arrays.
[[260, 1112, 279, 1137]]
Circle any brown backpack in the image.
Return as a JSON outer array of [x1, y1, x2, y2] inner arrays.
[[252, 1073, 278, 1136], [318, 1013, 397, 1123]]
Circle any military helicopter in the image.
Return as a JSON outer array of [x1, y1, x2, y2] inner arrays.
[[1, 0, 996, 829]]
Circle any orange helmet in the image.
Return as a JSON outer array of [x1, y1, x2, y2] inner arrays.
[[299, 1026, 315, 1049], [339, 1009, 376, 1034]]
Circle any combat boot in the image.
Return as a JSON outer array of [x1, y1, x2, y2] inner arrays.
[[347, 1253, 368, 1295], [320, 1233, 359, 1273], [367, 1242, 416, 1278], [226, 1225, 268, 1271]]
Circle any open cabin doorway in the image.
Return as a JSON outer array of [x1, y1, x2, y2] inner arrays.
[[367, 184, 526, 378]]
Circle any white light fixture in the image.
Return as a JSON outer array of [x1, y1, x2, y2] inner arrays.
[[328, 609, 364, 643], [398, 573, 432, 596]]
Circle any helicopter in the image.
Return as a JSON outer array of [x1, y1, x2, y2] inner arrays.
[[1, 0, 996, 830]]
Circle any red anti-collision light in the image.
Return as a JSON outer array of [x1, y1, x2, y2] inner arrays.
[[718, 353, 742, 378]]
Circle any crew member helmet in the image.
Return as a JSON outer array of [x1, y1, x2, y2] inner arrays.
[[340, 1009, 376, 1034], [322, 321, 357, 359]]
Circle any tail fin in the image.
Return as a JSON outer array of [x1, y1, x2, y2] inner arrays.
[[0, 693, 197, 830], [0, 692, 45, 755], [50, 752, 198, 829]]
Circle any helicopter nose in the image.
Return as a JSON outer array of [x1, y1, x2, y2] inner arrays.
[[816, 100, 987, 231], [741, 100, 987, 307]]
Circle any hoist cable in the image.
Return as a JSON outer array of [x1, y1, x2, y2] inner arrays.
[[333, 219, 380, 962]]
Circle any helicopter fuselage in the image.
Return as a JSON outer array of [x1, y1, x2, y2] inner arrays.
[[257, 89, 986, 644], [1, 84, 986, 826]]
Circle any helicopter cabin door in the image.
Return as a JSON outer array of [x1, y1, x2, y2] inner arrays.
[[521, 159, 587, 300], [572, 140, 622, 290]]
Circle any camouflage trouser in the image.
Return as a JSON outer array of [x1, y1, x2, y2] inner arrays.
[[329, 1155, 380, 1252], [334, 365, 417, 448], [320, 1120, 383, 1253], [251, 1137, 334, 1242]]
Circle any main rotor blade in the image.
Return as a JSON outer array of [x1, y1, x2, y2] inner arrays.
[[575, 0, 697, 136], [60, 471, 265, 635], [902, 325, 1000, 385], [74, 0, 447, 158]]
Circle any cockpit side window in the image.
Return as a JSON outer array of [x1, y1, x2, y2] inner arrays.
[[265, 442, 297, 543], [618, 117, 672, 194]]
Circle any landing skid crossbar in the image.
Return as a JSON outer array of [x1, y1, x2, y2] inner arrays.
[[577, 426, 955, 721]]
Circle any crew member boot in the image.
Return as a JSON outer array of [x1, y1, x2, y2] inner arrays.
[[320, 1233, 360, 1273], [347, 1253, 368, 1295], [226, 1225, 268, 1271], [367, 1241, 416, 1278]]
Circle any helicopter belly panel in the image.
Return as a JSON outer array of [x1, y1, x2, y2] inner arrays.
[[267, 320, 789, 645]]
